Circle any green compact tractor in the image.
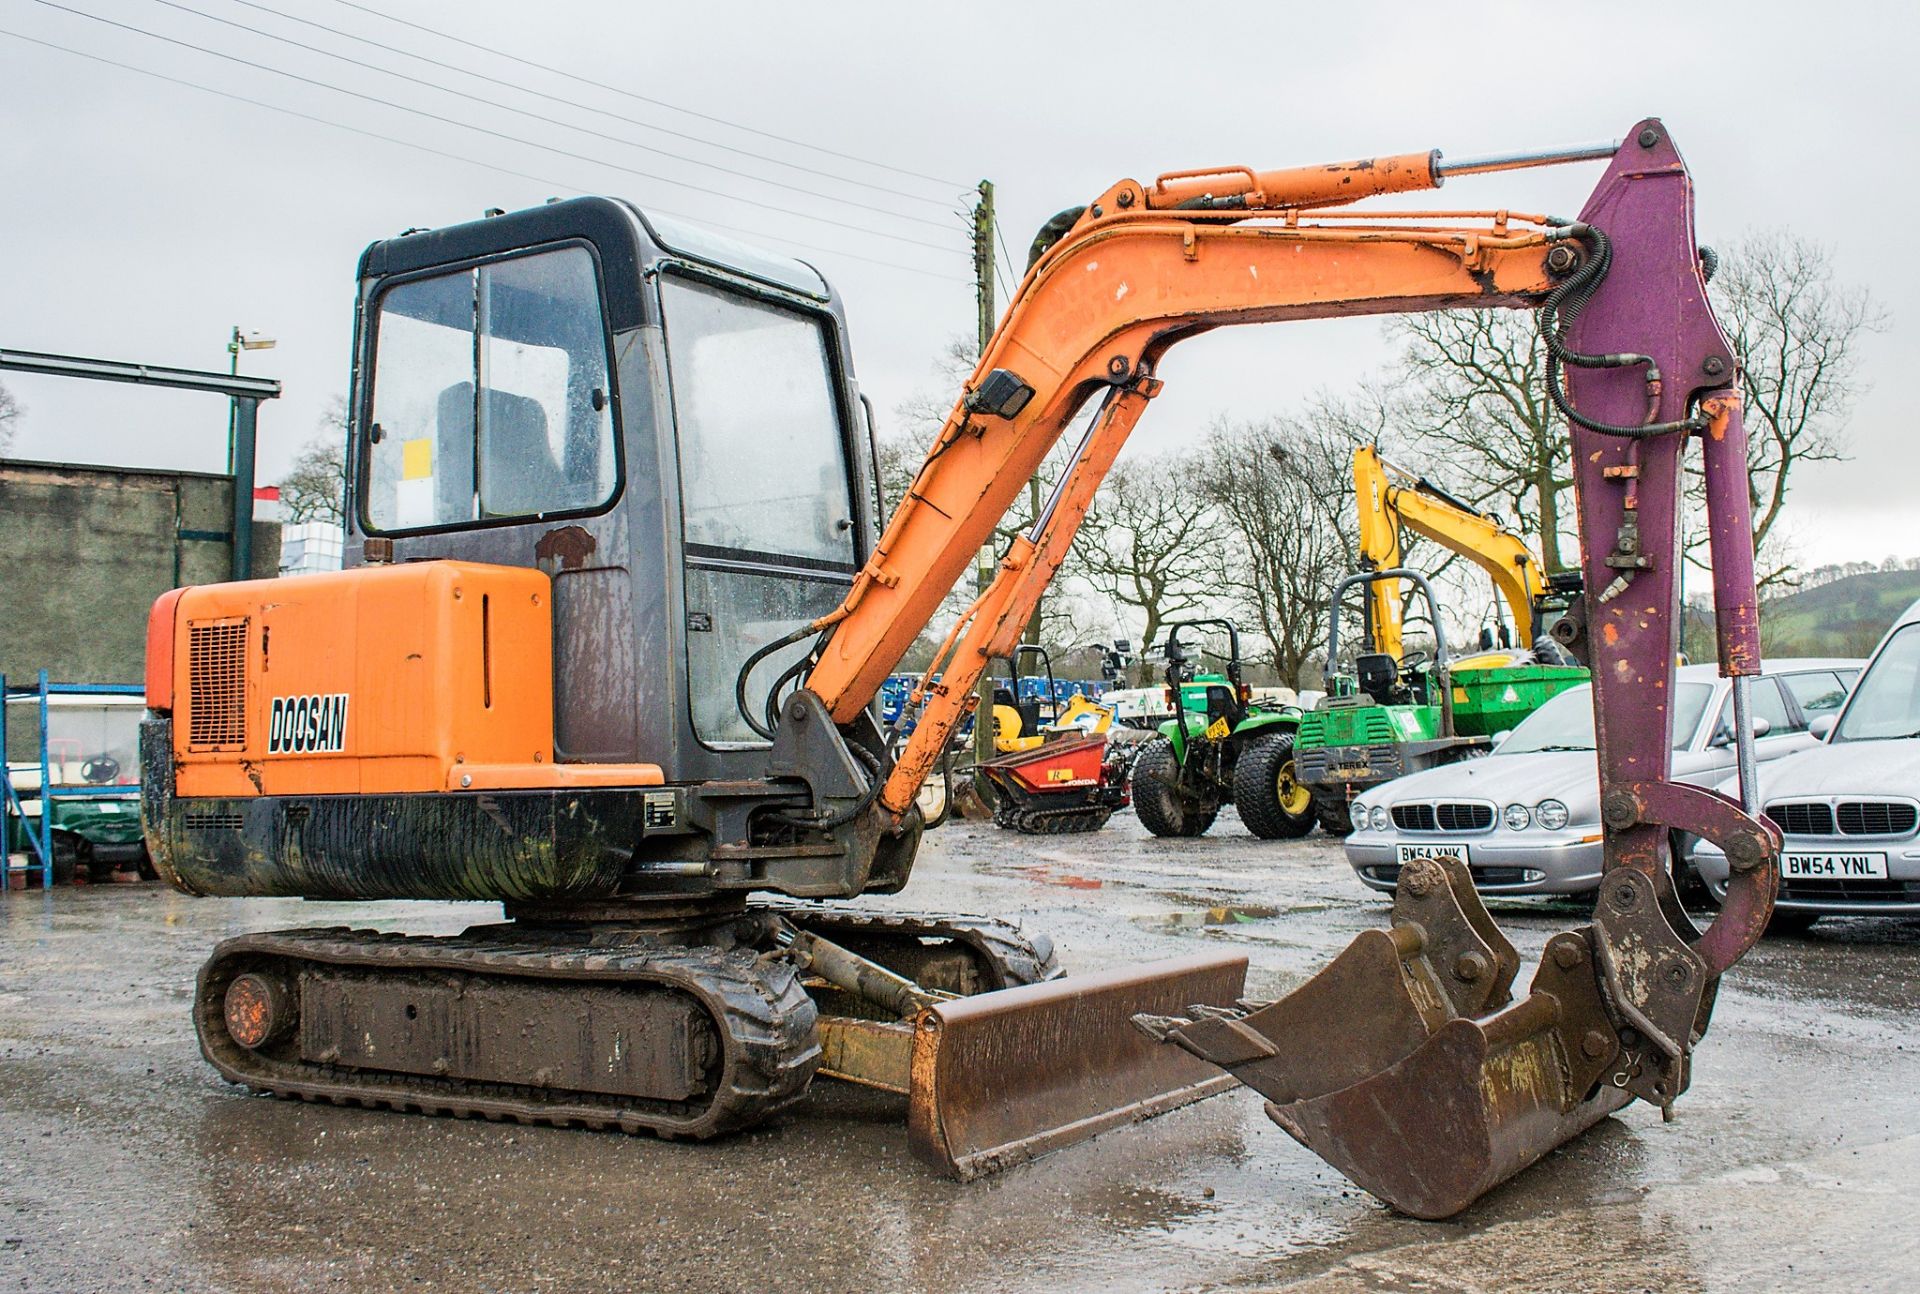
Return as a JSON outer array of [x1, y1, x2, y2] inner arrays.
[[1296, 568, 1587, 835], [1129, 620, 1316, 839]]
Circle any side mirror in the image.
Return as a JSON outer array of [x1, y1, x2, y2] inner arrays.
[[1491, 729, 1513, 747], [1711, 714, 1772, 748], [1810, 714, 1838, 741]]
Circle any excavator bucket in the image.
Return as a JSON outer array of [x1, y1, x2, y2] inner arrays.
[[1140, 857, 1642, 1218]]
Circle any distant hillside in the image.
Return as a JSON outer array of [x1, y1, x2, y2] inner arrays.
[[1760, 570, 1920, 658]]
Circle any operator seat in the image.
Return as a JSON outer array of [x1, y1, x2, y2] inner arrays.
[[1354, 653, 1401, 705], [435, 383, 569, 520]]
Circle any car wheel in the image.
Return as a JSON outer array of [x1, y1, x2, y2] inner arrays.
[[47, 833, 80, 887], [1131, 738, 1219, 838], [1233, 733, 1316, 840], [1314, 793, 1355, 837]]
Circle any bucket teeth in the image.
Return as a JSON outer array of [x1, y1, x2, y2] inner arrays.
[[1127, 1012, 1188, 1043], [1185, 1002, 1241, 1021]]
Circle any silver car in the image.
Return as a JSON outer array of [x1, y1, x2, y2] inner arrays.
[[1694, 599, 1920, 930], [1345, 658, 1861, 897]]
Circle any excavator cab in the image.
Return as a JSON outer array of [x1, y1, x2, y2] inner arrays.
[[147, 199, 907, 902]]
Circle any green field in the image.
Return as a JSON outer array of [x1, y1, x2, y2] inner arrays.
[[1759, 570, 1920, 659]]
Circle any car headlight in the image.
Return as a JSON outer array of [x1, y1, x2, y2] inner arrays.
[[1369, 805, 1391, 832], [1503, 803, 1532, 831], [1350, 802, 1370, 832], [1535, 799, 1570, 831]]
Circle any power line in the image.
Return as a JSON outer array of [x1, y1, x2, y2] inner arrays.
[[26, 0, 965, 255], [141, 0, 954, 229], [326, 0, 967, 193], [0, 26, 972, 284], [217, 0, 954, 212], [994, 223, 1021, 302]]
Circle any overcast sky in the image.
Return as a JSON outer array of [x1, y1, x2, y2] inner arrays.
[[1, 0, 1912, 572]]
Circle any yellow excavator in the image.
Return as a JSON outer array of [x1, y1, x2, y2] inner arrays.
[[141, 121, 1783, 1219], [1350, 443, 1583, 665], [1290, 445, 1592, 828]]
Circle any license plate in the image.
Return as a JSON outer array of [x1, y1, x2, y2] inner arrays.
[[1782, 851, 1887, 880], [1204, 717, 1231, 740], [1397, 842, 1469, 865]]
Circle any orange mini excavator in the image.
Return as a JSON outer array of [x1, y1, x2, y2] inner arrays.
[[144, 120, 1780, 1217]]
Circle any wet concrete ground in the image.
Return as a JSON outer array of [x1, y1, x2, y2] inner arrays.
[[4, 811, 1919, 1293]]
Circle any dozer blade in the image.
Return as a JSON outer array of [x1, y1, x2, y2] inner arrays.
[[908, 951, 1247, 1180], [1143, 855, 1655, 1218]]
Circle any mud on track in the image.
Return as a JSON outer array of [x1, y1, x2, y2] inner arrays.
[[4, 811, 1919, 1292]]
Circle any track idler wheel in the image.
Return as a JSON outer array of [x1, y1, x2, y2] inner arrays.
[[224, 971, 298, 1050]]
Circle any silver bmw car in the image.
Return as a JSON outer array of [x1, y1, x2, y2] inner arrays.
[[1345, 658, 1861, 898], [1693, 598, 1920, 930]]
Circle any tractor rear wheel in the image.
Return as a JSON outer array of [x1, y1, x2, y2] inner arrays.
[[1233, 733, 1316, 840], [1131, 738, 1219, 838]]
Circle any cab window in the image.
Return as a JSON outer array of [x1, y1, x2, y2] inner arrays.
[[363, 246, 617, 532]]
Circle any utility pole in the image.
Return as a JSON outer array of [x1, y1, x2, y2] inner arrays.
[[971, 181, 998, 774]]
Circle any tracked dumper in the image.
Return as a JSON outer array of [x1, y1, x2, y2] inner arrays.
[[147, 121, 1782, 1217]]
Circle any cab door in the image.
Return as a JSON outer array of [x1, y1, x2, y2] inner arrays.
[[657, 274, 861, 748]]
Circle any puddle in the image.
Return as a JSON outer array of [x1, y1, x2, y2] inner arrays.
[[983, 861, 1104, 890]]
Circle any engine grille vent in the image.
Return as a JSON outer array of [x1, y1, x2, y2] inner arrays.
[[187, 619, 249, 749], [1769, 801, 1919, 837], [1392, 803, 1495, 833], [1392, 804, 1436, 832], [1437, 802, 1495, 832], [1768, 802, 1833, 836], [183, 811, 244, 831], [1837, 801, 1918, 836]]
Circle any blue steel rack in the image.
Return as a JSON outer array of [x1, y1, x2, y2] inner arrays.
[[1, 671, 147, 890]]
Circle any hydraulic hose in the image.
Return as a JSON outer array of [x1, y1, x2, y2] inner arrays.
[[1027, 206, 1087, 268], [733, 623, 818, 742], [1538, 225, 1706, 439]]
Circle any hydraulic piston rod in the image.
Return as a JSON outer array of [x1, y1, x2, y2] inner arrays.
[[1434, 140, 1623, 178]]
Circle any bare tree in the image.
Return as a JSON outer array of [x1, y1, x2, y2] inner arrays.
[[1703, 230, 1885, 590], [279, 396, 348, 525], [1391, 311, 1574, 572], [0, 379, 22, 454], [1199, 396, 1374, 686], [1071, 452, 1221, 661]]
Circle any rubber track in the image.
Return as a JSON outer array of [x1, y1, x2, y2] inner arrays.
[[195, 927, 820, 1140], [1006, 805, 1113, 835], [990, 796, 1114, 838]]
